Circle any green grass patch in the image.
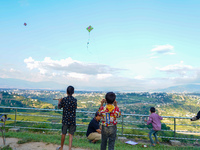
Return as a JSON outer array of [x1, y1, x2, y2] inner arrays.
[[4, 131, 200, 150], [0, 145, 12, 150]]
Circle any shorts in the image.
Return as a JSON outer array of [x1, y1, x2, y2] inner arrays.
[[62, 125, 76, 135]]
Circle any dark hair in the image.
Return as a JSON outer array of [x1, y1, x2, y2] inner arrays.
[[150, 107, 155, 113], [95, 111, 101, 117], [67, 86, 74, 96], [105, 92, 116, 104]]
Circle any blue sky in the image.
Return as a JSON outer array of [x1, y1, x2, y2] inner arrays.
[[1, 0, 200, 91]]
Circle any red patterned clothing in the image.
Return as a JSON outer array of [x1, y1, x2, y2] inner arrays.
[[99, 105, 121, 126]]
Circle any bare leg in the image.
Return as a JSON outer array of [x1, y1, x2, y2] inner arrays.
[[69, 133, 73, 150], [92, 139, 97, 143], [60, 134, 66, 150]]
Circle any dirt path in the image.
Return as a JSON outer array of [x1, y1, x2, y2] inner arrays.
[[0, 137, 89, 150]]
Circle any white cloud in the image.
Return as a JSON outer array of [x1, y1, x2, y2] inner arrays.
[[134, 75, 144, 80], [67, 72, 90, 80], [9, 68, 18, 73], [164, 52, 176, 55], [150, 56, 158, 59], [0, 68, 22, 78], [2, 57, 200, 91], [151, 44, 174, 54], [156, 61, 193, 75], [24, 57, 120, 76], [97, 74, 112, 80], [150, 44, 175, 58], [24, 57, 39, 70]]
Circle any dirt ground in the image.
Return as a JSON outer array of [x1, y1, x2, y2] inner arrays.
[[0, 137, 88, 150]]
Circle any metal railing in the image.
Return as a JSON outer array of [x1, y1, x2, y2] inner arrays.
[[0, 106, 200, 141]]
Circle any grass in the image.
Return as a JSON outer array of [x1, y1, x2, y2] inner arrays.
[[0, 145, 12, 150], [4, 131, 200, 150]]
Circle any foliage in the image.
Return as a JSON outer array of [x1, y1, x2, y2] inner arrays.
[[0, 145, 12, 150]]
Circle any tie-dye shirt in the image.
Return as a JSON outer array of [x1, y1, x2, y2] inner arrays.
[[99, 105, 121, 126]]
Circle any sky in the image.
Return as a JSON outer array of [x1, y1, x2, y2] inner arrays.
[[0, 0, 200, 91]]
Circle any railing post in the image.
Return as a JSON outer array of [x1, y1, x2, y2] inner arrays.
[[122, 114, 124, 136], [174, 118, 176, 139], [14, 109, 17, 127]]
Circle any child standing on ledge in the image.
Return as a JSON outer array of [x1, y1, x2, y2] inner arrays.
[[144, 107, 163, 147]]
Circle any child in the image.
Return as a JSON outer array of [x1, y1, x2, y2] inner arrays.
[[99, 92, 121, 150], [57, 86, 77, 150], [144, 107, 163, 147], [86, 112, 102, 144]]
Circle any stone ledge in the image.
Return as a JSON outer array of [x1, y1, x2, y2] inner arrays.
[[9, 127, 20, 132], [170, 140, 181, 146]]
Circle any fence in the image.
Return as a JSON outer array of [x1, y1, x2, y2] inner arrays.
[[0, 106, 200, 141]]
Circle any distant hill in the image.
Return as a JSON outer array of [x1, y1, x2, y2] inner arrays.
[[157, 84, 200, 93], [0, 91, 54, 109], [2, 77, 200, 93], [0, 78, 65, 90]]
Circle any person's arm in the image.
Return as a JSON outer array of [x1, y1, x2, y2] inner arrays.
[[159, 115, 163, 120], [146, 116, 153, 125], [75, 99, 77, 109], [98, 99, 106, 114], [93, 120, 101, 134], [96, 129, 101, 134], [99, 124, 102, 130], [191, 111, 200, 121], [100, 99, 106, 107], [114, 100, 121, 117], [113, 100, 118, 107], [58, 98, 63, 109], [197, 111, 200, 119]]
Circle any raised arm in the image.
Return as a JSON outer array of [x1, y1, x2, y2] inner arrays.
[[58, 98, 63, 109], [114, 100, 121, 118], [147, 116, 153, 125]]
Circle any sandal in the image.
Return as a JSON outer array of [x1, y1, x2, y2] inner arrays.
[[56, 146, 61, 150]]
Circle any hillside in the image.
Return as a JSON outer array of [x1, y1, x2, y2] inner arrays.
[[0, 91, 55, 109], [1, 89, 200, 144], [0, 77, 64, 89]]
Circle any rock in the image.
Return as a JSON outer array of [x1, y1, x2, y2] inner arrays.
[[170, 140, 181, 146], [9, 127, 20, 132], [118, 137, 127, 142]]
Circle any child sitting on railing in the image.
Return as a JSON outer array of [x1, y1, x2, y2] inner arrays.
[[144, 107, 163, 147]]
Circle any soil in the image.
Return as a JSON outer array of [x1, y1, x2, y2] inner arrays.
[[0, 137, 88, 150]]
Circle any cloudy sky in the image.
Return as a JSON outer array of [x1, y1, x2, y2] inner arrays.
[[1, 0, 200, 91]]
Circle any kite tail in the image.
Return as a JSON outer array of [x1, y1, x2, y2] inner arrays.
[[87, 32, 92, 54], [87, 32, 90, 49]]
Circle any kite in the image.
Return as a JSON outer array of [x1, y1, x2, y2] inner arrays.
[[24, 23, 27, 26], [86, 25, 93, 33], [86, 25, 93, 49]]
